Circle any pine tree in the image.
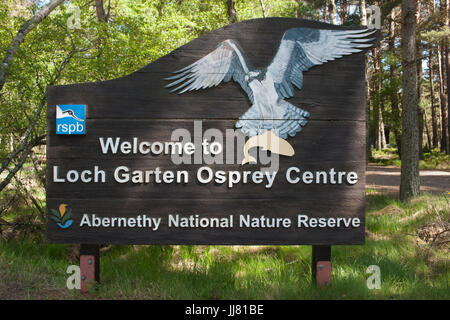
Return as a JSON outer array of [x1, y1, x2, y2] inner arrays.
[[400, 0, 420, 200]]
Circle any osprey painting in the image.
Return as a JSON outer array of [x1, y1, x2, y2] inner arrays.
[[56, 105, 84, 121], [165, 27, 376, 141]]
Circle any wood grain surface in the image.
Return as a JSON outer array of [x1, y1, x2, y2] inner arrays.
[[46, 18, 371, 245]]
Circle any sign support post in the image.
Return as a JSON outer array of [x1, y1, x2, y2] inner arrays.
[[80, 244, 100, 293], [312, 245, 331, 287]]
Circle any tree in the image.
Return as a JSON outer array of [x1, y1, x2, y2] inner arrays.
[[0, 0, 65, 96], [0, 0, 67, 192], [446, 0, 450, 154], [429, 43, 439, 148], [419, 0, 449, 154], [94, 0, 110, 22], [360, 0, 367, 26], [374, 47, 387, 150], [400, 0, 420, 200], [439, 0, 449, 153], [259, 0, 267, 18], [361, 0, 372, 162], [416, 0, 424, 160], [388, 8, 402, 155], [427, 0, 439, 149], [0, 0, 236, 193], [227, 0, 237, 23], [329, 0, 338, 25]]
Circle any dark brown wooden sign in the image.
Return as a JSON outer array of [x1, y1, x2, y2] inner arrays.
[[46, 18, 375, 245]]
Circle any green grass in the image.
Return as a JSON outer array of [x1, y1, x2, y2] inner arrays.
[[370, 148, 450, 170], [0, 193, 449, 299]]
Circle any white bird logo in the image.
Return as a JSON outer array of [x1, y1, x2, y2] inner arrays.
[[56, 105, 84, 121], [165, 27, 376, 139]]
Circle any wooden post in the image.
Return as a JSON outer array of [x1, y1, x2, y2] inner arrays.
[[312, 245, 331, 287], [80, 244, 100, 293]]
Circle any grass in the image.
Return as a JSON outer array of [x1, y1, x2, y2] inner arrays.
[[370, 148, 450, 170], [0, 193, 449, 300]]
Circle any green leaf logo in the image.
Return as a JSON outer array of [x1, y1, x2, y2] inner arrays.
[[50, 204, 74, 229]]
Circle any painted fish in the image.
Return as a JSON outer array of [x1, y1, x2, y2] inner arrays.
[[241, 130, 295, 165]]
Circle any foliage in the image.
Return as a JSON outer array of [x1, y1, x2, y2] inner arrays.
[[0, 0, 318, 177], [1, 0, 447, 194], [370, 147, 450, 169], [0, 0, 449, 299]]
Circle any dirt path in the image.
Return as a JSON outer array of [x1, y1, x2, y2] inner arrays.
[[366, 165, 450, 194]]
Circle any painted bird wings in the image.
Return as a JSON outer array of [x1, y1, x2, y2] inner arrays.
[[266, 28, 376, 99], [165, 27, 376, 103], [165, 39, 255, 103]]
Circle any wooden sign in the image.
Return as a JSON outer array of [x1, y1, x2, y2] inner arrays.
[[46, 18, 375, 245]]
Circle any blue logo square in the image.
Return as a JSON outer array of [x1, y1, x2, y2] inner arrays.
[[56, 105, 86, 135]]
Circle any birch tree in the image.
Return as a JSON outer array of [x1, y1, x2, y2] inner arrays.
[[0, 0, 66, 96]]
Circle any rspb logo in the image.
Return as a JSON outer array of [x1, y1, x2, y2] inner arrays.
[[56, 104, 86, 135]]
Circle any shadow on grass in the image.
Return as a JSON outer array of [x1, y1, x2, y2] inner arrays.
[[1, 192, 448, 299], [84, 241, 448, 300], [1, 239, 448, 300], [366, 193, 400, 212]]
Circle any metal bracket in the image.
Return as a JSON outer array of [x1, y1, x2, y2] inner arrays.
[[312, 245, 331, 287], [316, 261, 331, 287], [80, 255, 96, 293], [80, 244, 100, 294]]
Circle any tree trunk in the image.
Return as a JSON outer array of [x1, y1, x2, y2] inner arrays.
[[372, 49, 380, 151], [361, 0, 371, 162], [329, 0, 338, 25], [259, 0, 267, 18], [94, 0, 108, 22], [366, 61, 372, 161], [447, 44, 450, 154], [0, 49, 75, 192], [368, 48, 378, 158], [437, 43, 448, 153], [0, 0, 65, 96], [429, 45, 439, 148], [360, 0, 367, 26], [378, 106, 387, 149], [400, 0, 420, 200], [227, 0, 237, 23], [389, 9, 402, 155], [376, 49, 386, 150], [424, 111, 432, 151], [341, 0, 349, 24], [416, 0, 424, 159], [446, 0, 450, 154]]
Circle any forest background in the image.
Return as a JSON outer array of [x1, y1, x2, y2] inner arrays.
[[0, 0, 448, 299]]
